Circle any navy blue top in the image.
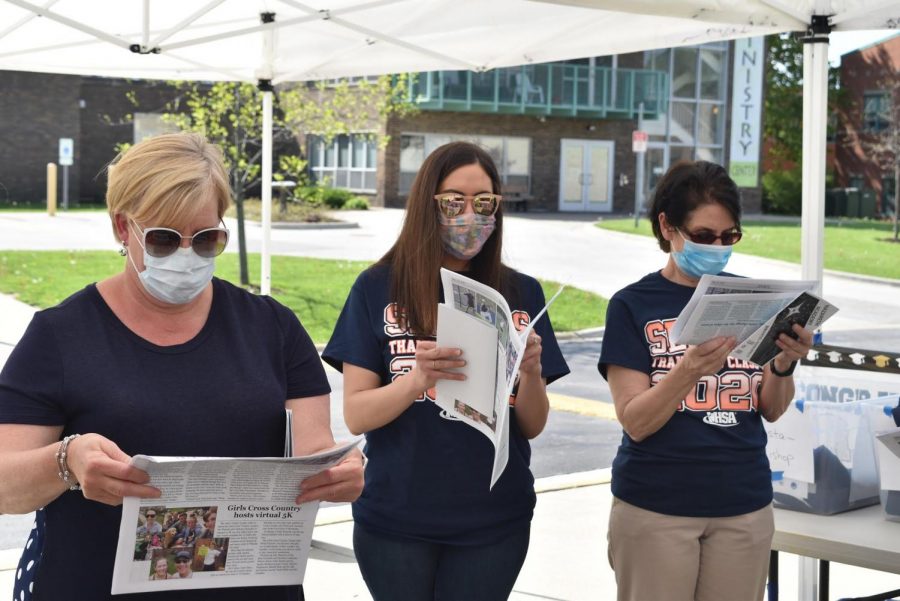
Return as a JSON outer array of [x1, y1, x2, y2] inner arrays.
[[322, 264, 569, 545], [0, 278, 329, 601], [598, 271, 772, 517]]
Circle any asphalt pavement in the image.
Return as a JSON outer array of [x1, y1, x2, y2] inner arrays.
[[1, 208, 900, 599]]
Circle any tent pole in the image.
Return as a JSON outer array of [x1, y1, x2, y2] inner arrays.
[[261, 87, 273, 296], [800, 16, 830, 296]]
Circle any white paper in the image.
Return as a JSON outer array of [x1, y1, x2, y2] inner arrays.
[[672, 275, 838, 366], [764, 402, 815, 482], [111, 439, 360, 595], [434, 268, 563, 489], [876, 431, 900, 491]]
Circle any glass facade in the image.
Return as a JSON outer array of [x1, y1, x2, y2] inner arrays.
[[642, 42, 729, 181], [399, 133, 531, 195], [308, 133, 377, 192]]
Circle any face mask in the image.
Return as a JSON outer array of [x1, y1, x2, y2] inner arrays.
[[438, 213, 496, 260], [672, 231, 732, 279], [128, 224, 215, 304]]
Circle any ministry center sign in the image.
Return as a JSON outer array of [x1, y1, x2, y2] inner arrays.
[[729, 37, 764, 188]]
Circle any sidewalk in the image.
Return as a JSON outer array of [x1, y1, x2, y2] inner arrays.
[[4, 472, 900, 600]]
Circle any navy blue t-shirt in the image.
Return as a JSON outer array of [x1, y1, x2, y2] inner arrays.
[[322, 264, 569, 545], [0, 278, 329, 601], [598, 271, 772, 517]]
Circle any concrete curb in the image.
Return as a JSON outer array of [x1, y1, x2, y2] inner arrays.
[[249, 221, 359, 230], [312, 468, 612, 528]]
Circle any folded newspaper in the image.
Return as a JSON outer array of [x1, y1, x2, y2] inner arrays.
[[435, 268, 564, 489], [111, 439, 359, 595], [671, 274, 839, 366]]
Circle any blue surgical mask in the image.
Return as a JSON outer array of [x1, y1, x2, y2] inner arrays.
[[672, 231, 732, 279]]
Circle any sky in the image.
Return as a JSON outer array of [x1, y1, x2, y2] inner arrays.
[[828, 30, 899, 64]]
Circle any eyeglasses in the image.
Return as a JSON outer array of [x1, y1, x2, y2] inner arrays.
[[132, 220, 229, 259], [146, 514, 156, 518], [679, 228, 743, 246], [434, 193, 501, 218]]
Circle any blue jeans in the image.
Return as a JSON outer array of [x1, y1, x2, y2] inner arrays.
[[353, 522, 531, 601]]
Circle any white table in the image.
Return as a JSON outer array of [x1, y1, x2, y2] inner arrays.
[[772, 505, 900, 600]]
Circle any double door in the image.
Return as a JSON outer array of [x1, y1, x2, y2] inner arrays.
[[558, 139, 614, 212]]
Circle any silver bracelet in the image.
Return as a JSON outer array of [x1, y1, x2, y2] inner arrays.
[[55, 434, 82, 491]]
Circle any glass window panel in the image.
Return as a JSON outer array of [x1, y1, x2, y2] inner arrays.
[[367, 139, 377, 169], [308, 137, 321, 167], [352, 135, 366, 168], [323, 140, 335, 168], [364, 171, 377, 191], [400, 135, 424, 173], [336, 170, 349, 188], [670, 101, 696, 145], [594, 56, 613, 67], [443, 71, 468, 100], [506, 138, 531, 176], [477, 136, 504, 167], [471, 72, 494, 102], [425, 134, 451, 156], [350, 171, 363, 189], [695, 147, 722, 164], [673, 47, 698, 98], [643, 48, 670, 74], [338, 136, 350, 167], [697, 103, 724, 145], [699, 49, 725, 100], [398, 171, 416, 194], [670, 145, 694, 164]]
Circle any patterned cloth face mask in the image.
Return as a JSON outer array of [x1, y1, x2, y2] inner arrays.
[[438, 213, 496, 260]]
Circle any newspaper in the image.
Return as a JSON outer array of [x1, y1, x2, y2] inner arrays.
[[671, 274, 839, 366], [111, 439, 359, 595], [435, 268, 564, 489]]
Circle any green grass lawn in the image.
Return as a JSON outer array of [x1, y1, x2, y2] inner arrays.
[[0, 251, 605, 343], [596, 218, 900, 280]]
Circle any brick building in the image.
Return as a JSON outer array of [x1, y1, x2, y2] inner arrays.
[[1, 38, 765, 213], [834, 33, 900, 216]]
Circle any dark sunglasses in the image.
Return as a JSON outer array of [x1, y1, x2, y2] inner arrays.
[[679, 228, 743, 246], [132, 220, 229, 258], [146, 513, 156, 518], [434, 193, 501, 218], [175, 558, 190, 564]]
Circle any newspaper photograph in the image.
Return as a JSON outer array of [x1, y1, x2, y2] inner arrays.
[[672, 275, 838, 366], [435, 268, 563, 489], [111, 439, 360, 595]]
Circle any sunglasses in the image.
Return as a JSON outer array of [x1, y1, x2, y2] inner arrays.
[[679, 228, 743, 246], [146, 514, 156, 518], [434, 193, 501, 218], [132, 220, 229, 259], [175, 558, 190, 564]]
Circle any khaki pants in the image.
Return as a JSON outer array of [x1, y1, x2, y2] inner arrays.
[[607, 497, 774, 601]]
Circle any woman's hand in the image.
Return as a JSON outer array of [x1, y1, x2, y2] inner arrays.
[[66, 434, 160, 506], [296, 448, 365, 504], [519, 333, 542, 379], [678, 336, 736, 380], [773, 323, 813, 371], [409, 340, 467, 392]]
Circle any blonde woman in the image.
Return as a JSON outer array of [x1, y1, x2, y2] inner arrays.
[[0, 133, 363, 601]]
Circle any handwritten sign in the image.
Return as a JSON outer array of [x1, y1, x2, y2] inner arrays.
[[765, 402, 815, 482]]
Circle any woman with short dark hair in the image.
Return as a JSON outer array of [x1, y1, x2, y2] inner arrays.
[[599, 160, 812, 601]]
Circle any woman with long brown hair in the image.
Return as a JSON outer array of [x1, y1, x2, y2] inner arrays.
[[324, 141, 569, 600]]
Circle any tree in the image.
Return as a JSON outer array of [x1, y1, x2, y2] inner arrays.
[[837, 45, 899, 240], [764, 33, 843, 166], [160, 76, 416, 286]]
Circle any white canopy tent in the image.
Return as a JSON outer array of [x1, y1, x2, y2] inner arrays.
[[0, 0, 892, 298]]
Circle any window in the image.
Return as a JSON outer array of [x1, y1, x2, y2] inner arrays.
[[883, 176, 896, 216], [133, 113, 179, 143], [863, 91, 890, 133], [308, 134, 377, 192], [399, 134, 532, 194]]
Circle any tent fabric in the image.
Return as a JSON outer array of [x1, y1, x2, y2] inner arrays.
[[0, 0, 786, 82]]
